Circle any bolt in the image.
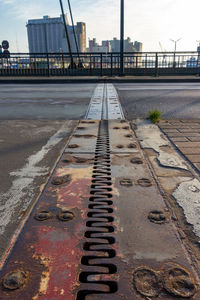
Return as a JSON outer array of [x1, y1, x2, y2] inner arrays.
[[74, 134, 95, 138], [163, 267, 197, 298], [75, 157, 88, 163], [77, 127, 85, 130], [120, 179, 133, 187], [2, 270, 28, 291], [130, 158, 143, 165], [128, 143, 137, 149], [68, 144, 79, 149], [138, 178, 152, 187], [148, 210, 166, 224], [133, 267, 162, 297], [62, 159, 71, 164], [57, 211, 74, 222], [34, 211, 52, 221], [51, 174, 71, 186]]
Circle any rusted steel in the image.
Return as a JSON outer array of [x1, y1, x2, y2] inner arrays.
[[0, 122, 99, 300], [1, 119, 200, 300], [79, 120, 200, 299]]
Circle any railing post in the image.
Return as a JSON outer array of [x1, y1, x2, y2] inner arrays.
[[100, 53, 103, 76], [111, 53, 113, 76], [155, 52, 158, 77], [145, 54, 147, 68], [46, 53, 50, 77], [61, 52, 64, 73]]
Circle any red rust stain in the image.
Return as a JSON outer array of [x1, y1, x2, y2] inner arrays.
[[31, 177, 91, 299], [32, 225, 82, 300]]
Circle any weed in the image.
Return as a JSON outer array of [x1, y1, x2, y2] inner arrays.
[[148, 109, 162, 124]]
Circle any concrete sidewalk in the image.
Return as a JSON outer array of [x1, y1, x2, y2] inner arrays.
[[1, 75, 200, 84]]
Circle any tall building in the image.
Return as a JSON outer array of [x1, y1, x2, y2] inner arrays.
[[88, 37, 142, 53], [108, 37, 142, 52], [26, 15, 86, 53], [88, 39, 111, 53]]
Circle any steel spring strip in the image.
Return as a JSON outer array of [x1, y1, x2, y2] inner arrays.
[[77, 120, 117, 299]]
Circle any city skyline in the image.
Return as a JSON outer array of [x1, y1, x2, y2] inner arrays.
[[0, 0, 200, 52]]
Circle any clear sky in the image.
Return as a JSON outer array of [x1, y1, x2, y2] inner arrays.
[[0, 0, 200, 52]]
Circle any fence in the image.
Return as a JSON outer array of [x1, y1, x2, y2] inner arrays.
[[0, 51, 200, 76]]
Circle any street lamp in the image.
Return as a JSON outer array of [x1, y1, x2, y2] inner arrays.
[[120, 0, 124, 76], [170, 38, 182, 68]]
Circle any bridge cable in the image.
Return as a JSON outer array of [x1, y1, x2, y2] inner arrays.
[[67, 0, 83, 68]]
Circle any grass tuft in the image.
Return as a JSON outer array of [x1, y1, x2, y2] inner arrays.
[[148, 109, 162, 124]]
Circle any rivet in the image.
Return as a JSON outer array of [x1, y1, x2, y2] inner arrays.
[[51, 174, 71, 186], [138, 178, 152, 187], [75, 157, 88, 163], [57, 211, 74, 222], [68, 144, 79, 149], [73, 134, 95, 138], [62, 159, 71, 164], [163, 267, 197, 298], [123, 126, 129, 130], [77, 127, 85, 130], [120, 179, 133, 187], [113, 127, 120, 130], [130, 158, 143, 164], [116, 145, 124, 149], [125, 134, 132, 138], [148, 210, 166, 224], [34, 210, 52, 221], [133, 267, 162, 297], [2, 270, 28, 291], [128, 143, 137, 149]]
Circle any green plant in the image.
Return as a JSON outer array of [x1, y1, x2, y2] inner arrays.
[[148, 109, 162, 124]]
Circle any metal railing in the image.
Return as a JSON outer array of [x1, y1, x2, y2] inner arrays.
[[0, 51, 200, 76]]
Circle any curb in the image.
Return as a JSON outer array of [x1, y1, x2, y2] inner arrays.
[[1, 77, 200, 84]]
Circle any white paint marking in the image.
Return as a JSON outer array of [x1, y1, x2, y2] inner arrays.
[[0, 121, 71, 235]]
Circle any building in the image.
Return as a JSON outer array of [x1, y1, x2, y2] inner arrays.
[[108, 37, 142, 52], [26, 15, 86, 53], [88, 39, 111, 53], [88, 37, 142, 53]]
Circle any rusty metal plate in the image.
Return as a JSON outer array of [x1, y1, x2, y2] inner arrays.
[[65, 121, 99, 153], [0, 145, 95, 299], [0, 120, 200, 300], [109, 120, 139, 153]]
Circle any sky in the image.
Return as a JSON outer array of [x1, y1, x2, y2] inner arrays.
[[0, 0, 200, 52]]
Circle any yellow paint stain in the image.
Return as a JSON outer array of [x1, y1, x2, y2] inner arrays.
[[39, 270, 50, 295], [32, 255, 51, 298], [60, 289, 65, 295], [56, 167, 93, 180]]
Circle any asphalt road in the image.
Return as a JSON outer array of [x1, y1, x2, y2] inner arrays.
[[1, 81, 200, 259], [116, 82, 200, 119], [0, 83, 98, 257], [0, 83, 95, 119]]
